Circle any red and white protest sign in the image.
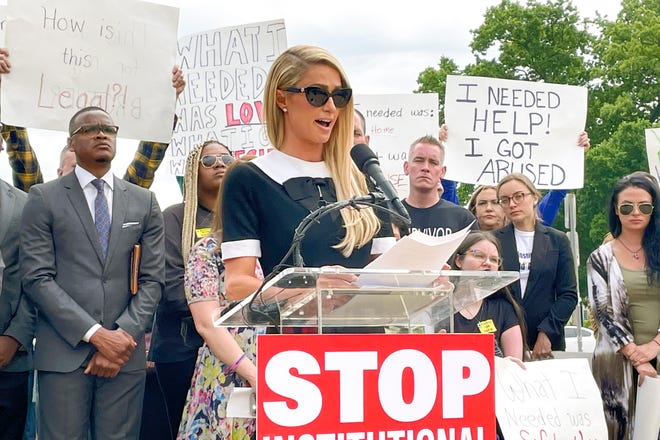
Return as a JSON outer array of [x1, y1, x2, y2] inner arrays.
[[257, 333, 495, 440]]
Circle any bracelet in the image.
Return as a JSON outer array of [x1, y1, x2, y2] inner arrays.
[[229, 353, 248, 372], [653, 339, 660, 347]]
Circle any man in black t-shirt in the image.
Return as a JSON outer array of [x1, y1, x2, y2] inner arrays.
[[402, 135, 477, 236]]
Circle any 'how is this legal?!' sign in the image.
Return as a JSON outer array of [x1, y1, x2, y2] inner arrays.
[[257, 333, 495, 440]]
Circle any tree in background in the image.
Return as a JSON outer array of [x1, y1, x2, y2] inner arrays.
[[576, 0, 659, 277], [415, 0, 659, 297]]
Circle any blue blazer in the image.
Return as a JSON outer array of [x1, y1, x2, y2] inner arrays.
[[495, 222, 578, 350]]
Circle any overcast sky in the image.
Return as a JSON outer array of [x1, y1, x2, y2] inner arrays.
[[0, 0, 622, 208]]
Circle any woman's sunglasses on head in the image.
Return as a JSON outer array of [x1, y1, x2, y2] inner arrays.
[[283, 86, 352, 108]]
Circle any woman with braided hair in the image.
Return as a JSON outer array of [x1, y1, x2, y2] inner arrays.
[[149, 140, 234, 439], [178, 155, 263, 440]]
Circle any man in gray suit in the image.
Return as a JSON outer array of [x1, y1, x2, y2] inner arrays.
[[20, 106, 165, 440], [0, 176, 35, 439]]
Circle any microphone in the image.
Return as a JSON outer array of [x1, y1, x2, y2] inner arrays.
[[350, 143, 410, 223]]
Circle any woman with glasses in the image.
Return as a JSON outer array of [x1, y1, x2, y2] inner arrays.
[[149, 140, 234, 439], [177, 156, 263, 440], [449, 231, 527, 360], [494, 173, 578, 360], [220, 45, 394, 301], [587, 173, 660, 440]]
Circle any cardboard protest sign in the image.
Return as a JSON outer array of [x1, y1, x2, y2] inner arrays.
[[1, 0, 179, 142], [495, 357, 608, 440], [167, 20, 287, 176], [645, 128, 660, 182], [355, 93, 438, 199], [444, 75, 587, 189], [0, 6, 6, 46], [258, 333, 496, 440]]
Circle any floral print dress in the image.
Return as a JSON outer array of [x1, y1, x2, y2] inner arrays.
[[177, 235, 265, 440]]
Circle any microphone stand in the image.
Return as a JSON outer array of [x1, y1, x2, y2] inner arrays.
[[290, 192, 409, 266], [245, 191, 411, 331]]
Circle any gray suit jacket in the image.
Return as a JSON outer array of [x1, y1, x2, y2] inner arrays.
[[0, 178, 35, 372], [20, 172, 164, 372]]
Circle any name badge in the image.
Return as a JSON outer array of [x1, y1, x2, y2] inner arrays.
[[196, 227, 211, 239], [477, 319, 497, 334]]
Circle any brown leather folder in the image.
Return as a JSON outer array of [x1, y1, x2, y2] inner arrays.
[[130, 244, 141, 295]]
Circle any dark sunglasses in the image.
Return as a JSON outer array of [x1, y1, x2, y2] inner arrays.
[[283, 86, 352, 108], [70, 124, 119, 137], [199, 154, 235, 168], [618, 202, 654, 215]]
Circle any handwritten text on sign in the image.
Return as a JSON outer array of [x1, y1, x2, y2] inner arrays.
[[257, 333, 495, 440], [1, 0, 179, 142], [167, 20, 286, 176], [444, 75, 587, 189], [495, 357, 608, 440], [645, 128, 660, 183], [355, 93, 438, 199]]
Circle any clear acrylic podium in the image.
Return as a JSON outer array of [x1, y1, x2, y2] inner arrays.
[[214, 267, 519, 333]]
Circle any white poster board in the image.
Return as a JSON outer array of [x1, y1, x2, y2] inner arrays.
[[444, 75, 587, 189], [167, 20, 287, 175], [355, 93, 438, 199], [645, 128, 660, 182], [1, 0, 179, 142], [0, 6, 6, 46], [495, 357, 608, 439]]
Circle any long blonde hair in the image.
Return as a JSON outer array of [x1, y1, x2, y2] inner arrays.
[[263, 45, 381, 256], [181, 141, 229, 264]]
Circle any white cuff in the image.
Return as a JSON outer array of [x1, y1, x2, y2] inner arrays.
[[82, 324, 102, 343]]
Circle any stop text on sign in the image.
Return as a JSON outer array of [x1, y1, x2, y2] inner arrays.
[[257, 334, 496, 440]]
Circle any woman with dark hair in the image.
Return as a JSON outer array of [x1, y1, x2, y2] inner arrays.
[[587, 173, 660, 440], [494, 173, 578, 360], [449, 231, 527, 360]]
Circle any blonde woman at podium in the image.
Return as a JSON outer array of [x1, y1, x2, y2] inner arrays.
[[220, 45, 395, 301]]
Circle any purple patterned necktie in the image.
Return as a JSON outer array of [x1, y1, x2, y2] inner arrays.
[[92, 179, 110, 258]]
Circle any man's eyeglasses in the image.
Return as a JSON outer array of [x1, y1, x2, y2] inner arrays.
[[465, 249, 502, 266], [283, 86, 352, 108], [618, 202, 654, 216], [199, 154, 235, 168], [499, 192, 532, 206], [70, 124, 119, 137]]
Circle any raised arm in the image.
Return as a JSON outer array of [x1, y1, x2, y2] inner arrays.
[[538, 132, 590, 225], [0, 49, 44, 191], [123, 65, 185, 188]]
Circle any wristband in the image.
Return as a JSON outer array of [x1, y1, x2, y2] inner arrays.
[[229, 353, 248, 372], [652, 339, 660, 347]]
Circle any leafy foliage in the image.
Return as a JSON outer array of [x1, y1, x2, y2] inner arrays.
[[414, 0, 660, 298]]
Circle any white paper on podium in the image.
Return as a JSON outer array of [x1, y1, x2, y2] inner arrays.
[[632, 375, 660, 440], [226, 387, 256, 418], [357, 223, 473, 287]]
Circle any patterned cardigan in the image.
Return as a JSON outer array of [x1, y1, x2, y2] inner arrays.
[[587, 241, 660, 440]]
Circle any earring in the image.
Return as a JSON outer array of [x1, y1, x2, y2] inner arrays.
[[281, 107, 287, 113]]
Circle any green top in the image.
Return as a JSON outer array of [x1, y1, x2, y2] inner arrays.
[[621, 267, 660, 344]]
